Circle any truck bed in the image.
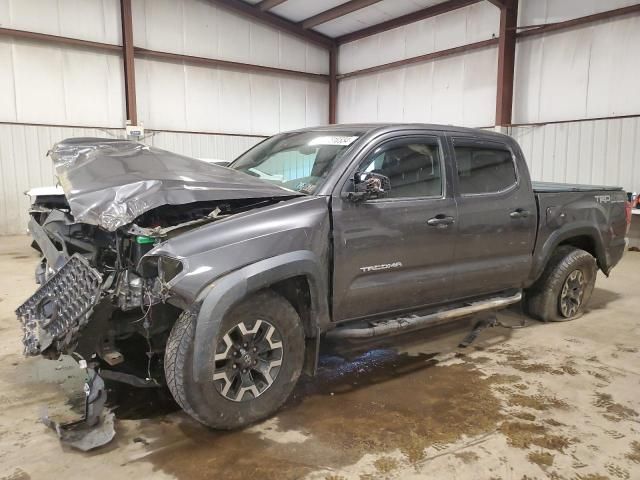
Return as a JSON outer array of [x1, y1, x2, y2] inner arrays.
[[532, 181, 623, 193], [531, 182, 628, 278]]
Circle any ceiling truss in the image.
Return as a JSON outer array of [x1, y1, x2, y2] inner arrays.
[[209, 0, 486, 47]]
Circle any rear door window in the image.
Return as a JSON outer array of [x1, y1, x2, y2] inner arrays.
[[453, 143, 517, 195]]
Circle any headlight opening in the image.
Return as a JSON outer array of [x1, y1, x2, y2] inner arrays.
[[158, 256, 184, 283]]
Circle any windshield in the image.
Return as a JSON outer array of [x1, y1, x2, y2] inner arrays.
[[229, 131, 363, 194]]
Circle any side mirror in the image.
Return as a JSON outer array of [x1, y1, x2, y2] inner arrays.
[[346, 172, 391, 202]]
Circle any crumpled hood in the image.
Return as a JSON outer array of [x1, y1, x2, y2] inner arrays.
[[49, 137, 300, 231]]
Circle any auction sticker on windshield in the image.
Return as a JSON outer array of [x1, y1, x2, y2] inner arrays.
[[309, 136, 358, 146]]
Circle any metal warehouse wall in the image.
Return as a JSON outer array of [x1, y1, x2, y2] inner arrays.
[[0, 0, 125, 127], [132, 0, 329, 135], [335, 0, 640, 194], [514, 0, 640, 124], [511, 117, 640, 193], [337, 2, 500, 127], [512, 0, 640, 194], [0, 123, 264, 235], [0, 0, 330, 134], [0, 0, 329, 235]]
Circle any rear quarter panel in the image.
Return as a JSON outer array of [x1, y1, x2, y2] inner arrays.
[[531, 189, 627, 281]]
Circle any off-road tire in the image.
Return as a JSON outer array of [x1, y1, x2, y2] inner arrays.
[[164, 290, 305, 429], [525, 246, 597, 322]]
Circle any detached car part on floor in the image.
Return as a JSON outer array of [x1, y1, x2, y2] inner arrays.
[[16, 125, 630, 448]]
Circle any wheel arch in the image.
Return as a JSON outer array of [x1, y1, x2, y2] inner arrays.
[[190, 251, 329, 383], [531, 225, 608, 283]]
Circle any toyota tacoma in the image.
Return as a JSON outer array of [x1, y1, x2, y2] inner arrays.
[[17, 124, 630, 446]]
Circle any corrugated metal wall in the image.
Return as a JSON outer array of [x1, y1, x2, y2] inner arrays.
[[335, 0, 640, 195], [0, 123, 264, 235], [337, 2, 500, 127], [148, 130, 262, 160], [0, 0, 330, 234], [132, 0, 329, 135], [0, 0, 122, 43], [0, 0, 330, 134], [131, 0, 328, 72], [510, 0, 640, 193], [2, 0, 640, 235], [135, 58, 328, 136], [338, 46, 498, 127], [337, 2, 498, 74], [0, 0, 125, 127], [510, 117, 640, 192], [514, 8, 640, 124]]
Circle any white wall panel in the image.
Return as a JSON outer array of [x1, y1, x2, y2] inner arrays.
[[377, 70, 405, 121], [0, 123, 264, 235], [279, 78, 307, 131], [306, 81, 331, 127], [0, 0, 121, 44], [314, 0, 446, 38], [270, 0, 350, 22], [461, 46, 498, 127], [219, 71, 253, 133], [0, 124, 123, 235], [338, 47, 497, 127], [0, 39, 16, 120], [431, 54, 465, 124], [147, 131, 263, 161], [513, 15, 640, 124], [518, 0, 639, 26], [136, 57, 329, 135], [0, 38, 125, 127], [402, 63, 434, 122], [184, 64, 221, 133], [250, 75, 280, 134], [510, 117, 640, 192], [585, 17, 640, 119], [136, 57, 188, 131], [338, 2, 498, 74], [132, 0, 329, 75]]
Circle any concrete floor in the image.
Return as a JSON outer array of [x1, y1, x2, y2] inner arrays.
[[0, 235, 639, 480]]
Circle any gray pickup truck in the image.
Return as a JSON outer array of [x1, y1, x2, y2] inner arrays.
[[18, 124, 629, 438]]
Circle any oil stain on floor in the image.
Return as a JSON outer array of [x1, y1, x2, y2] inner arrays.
[[132, 350, 504, 480], [116, 335, 640, 480]]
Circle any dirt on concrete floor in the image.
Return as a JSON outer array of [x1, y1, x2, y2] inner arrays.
[[0, 235, 639, 480]]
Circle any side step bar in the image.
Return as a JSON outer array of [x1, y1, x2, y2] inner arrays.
[[326, 292, 522, 340]]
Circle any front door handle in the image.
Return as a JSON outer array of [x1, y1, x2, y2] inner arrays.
[[427, 214, 455, 227], [510, 208, 530, 219]]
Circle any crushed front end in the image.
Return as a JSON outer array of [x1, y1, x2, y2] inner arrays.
[[16, 137, 300, 450], [15, 209, 178, 450]]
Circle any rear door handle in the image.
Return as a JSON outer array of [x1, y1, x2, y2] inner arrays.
[[510, 209, 530, 219], [427, 215, 455, 227]]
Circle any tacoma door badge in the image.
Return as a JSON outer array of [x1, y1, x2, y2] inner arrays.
[[360, 262, 403, 273]]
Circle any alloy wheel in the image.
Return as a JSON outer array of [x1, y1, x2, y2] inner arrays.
[[559, 269, 585, 318], [212, 319, 283, 402]]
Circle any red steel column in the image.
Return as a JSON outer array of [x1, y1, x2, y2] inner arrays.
[[329, 45, 338, 124], [120, 0, 138, 125], [495, 0, 518, 126]]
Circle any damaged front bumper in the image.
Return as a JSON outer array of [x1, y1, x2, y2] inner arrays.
[[16, 252, 102, 357], [16, 226, 118, 449], [16, 253, 116, 450], [42, 362, 115, 452]]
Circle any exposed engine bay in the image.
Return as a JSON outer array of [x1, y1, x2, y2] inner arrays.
[[15, 137, 301, 449], [21, 195, 279, 363]]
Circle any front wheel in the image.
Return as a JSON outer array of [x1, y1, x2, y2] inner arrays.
[[525, 246, 597, 322], [164, 290, 305, 429]]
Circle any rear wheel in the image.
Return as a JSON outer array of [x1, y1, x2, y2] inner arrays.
[[525, 246, 597, 322], [164, 290, 305, 429]]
